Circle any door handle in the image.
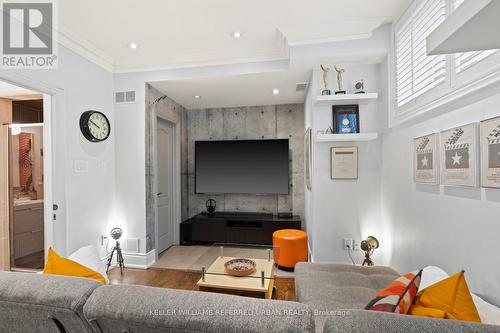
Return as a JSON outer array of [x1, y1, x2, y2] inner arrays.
[[157, 192, 163, 196]]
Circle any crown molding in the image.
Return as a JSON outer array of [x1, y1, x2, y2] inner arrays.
[[279, 17, 386, 46], [57, 25, 115, 72], [56, 18, 386, 74]]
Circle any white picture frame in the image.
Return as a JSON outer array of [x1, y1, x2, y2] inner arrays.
[[331, 147, 358, 179], [440, 123, 478, 187], [480, 116, 500, 188], [413, 133, 438, 184]]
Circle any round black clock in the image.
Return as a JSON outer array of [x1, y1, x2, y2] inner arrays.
[[79, 110, 110, 142]]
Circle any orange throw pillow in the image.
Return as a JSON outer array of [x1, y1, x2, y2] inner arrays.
[[365, 270, 422, 314], [43, 248, 106, 284], [410, 270, 480, 323]]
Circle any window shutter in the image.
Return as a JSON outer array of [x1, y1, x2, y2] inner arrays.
[[396, 0, 446, 107], [453, 0, 497, 73], [396, 20, 413, 106]]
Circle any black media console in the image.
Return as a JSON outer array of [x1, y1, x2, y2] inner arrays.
[[180, 212, 301, 245]]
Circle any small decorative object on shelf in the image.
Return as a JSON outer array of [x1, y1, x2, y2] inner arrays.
[[325, 126, 334, 134], [334, 65, 346, 95], [224, 258, 257, 277], [106, 227, 125, 275], [361, 236, 379, 266], [332, 105, 360, 134], [320, 64, 331, 95], [354, 80, 365, 94], [206, 198, 216, 217]]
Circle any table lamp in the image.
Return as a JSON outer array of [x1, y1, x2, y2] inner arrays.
[[361, 236, 379, 267]]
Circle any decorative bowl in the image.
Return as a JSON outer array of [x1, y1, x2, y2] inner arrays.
[[224, 258, 256, 277]]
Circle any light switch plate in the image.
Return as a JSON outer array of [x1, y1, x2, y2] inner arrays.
[[353, 239, 361, 251], [74, 160, 89, 173], [343, 238, 353, 250]]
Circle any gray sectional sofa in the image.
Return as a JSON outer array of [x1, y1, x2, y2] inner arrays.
[[294, 262, 500, 333], [1, 264, 500, 333], [0, 271, 314, 333]]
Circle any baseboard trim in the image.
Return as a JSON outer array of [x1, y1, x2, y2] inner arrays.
[[103, 250, 156, 270]]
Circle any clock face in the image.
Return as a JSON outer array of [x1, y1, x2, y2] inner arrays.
[[80, 111, 110, 142]]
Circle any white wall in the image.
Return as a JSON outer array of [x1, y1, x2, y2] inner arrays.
[[381, 92, 500, 301], [309, 64, 384, 263], [1, 45, 115, 257]]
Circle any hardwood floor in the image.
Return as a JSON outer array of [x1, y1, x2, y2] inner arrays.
[[108, 267, 296, 301]]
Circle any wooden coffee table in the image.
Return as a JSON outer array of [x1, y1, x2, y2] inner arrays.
[[196, 247, 277, 299]]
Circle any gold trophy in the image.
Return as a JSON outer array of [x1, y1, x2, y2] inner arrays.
[[334, 65, 346, 95], [320, 64, 331, 95]]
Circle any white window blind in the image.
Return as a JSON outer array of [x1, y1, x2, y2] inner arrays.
[[453, 0, 497, 73], [396, 0, 447, 107]]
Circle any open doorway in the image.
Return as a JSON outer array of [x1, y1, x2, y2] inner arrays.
[[0, 81, 46, 271]]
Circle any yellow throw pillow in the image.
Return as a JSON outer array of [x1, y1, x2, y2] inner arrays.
[[408, 305, 446, 319], [412, 270, 480, 323], [43, 248, 106, 285]]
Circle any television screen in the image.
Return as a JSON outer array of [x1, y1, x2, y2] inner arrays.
[[195, 139, 289, 194]]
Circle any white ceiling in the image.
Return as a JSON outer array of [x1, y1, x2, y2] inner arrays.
[[59, 0, 412, 72], [150, 55, 384, 109], [0, 81, 42, 100]]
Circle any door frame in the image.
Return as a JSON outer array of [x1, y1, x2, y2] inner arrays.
[[0, 71, 66, 270], [153, 111, 180, 260]]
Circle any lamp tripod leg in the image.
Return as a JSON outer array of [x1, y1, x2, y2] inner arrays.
[[117, 246, 124, 275], [106, 247, 116, 273]]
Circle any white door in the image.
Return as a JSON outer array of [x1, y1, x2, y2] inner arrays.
[[156, 118, 175, 254]]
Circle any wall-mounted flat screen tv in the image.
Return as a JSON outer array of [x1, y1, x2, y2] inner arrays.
[[195, 139, 289, 194]]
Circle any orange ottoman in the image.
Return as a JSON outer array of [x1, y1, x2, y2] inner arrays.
[[273, 229, 308, 271]]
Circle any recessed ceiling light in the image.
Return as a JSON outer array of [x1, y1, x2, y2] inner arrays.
[[194, 95, 201, 99], [128, 43, 138, 50], [272, 89, 279, 95], [231, 31, 242, 39]]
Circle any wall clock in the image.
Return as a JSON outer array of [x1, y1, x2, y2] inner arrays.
[[79, 110, 110, 142]]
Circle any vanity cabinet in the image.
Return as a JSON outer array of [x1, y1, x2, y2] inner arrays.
[[13, 201, 44, 259]]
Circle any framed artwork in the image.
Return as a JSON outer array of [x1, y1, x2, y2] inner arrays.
[[304, 128, 312, 190], [440, 123, 478, 187], [480, 116, 500, 188], [413, 133, 438, 184], [332, 105, 359, 134], [331, 147, 358, 179]]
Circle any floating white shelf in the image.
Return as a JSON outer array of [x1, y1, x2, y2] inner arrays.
[[315, 93, 378, 106], [315, 133, 378, 142]]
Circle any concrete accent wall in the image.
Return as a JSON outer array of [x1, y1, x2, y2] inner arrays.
[[186, 104, 304, 218]]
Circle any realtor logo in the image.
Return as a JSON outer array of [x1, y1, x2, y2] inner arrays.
[[1, 0, 57, 68]]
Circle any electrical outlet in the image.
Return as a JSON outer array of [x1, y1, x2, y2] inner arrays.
[[353, 239, 361, 251], [343, 238, 353, 250]]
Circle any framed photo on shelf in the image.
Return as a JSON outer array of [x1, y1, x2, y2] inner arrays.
[[480, 116, 500, 188], [413, 133, 438, 184], [304, 127, 312, 190], [332, 105, 359, 134], [331, 147, 358, 179], [440, 123, 478, 187]]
